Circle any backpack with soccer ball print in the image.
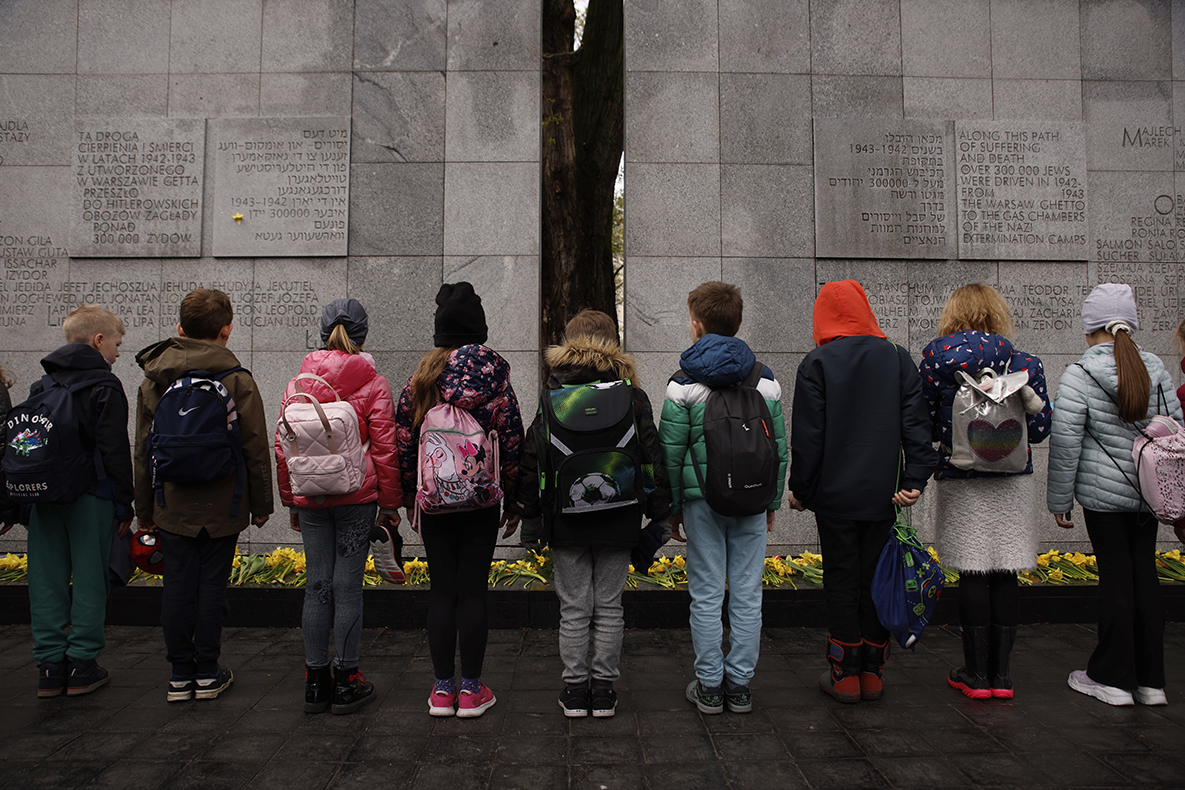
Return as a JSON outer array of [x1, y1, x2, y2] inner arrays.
[[537, 379, 642, 518]]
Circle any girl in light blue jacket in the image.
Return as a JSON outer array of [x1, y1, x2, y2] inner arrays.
[[1047, 283, 1181, 708]]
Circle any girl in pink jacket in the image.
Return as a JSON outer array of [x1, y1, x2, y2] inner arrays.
[[275, 298, 403, 715]]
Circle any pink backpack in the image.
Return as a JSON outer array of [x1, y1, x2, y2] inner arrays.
[[278, 373, 367, 497], [1132, 416, 1185, 526], [414, 403, 502, 524]]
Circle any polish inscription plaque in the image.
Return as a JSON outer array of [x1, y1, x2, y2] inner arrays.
[[955, 122, 1087, 261], [814, 119, 956, 259], [211, 118, 350, 257], [69, 119, 205, 258]]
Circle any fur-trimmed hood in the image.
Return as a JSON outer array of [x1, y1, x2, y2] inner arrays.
[[545, 336, 639, 387]]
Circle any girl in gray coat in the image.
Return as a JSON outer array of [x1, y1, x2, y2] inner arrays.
[[1047, 283, 1182, 707]]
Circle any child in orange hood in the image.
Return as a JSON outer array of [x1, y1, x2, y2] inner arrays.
[[788, 280, 936, 703]]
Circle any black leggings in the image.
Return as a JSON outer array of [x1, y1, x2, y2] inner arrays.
[[815, 514, 891, 644], [1083, 508, 1164, 690], [420, 507, 500, 680], [957, 570, 1019, 627]]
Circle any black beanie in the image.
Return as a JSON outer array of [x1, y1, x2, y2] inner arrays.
[[434, 282, 488, 348]]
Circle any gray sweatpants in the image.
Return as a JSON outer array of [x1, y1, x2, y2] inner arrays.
[[552, 545, 631, 685]]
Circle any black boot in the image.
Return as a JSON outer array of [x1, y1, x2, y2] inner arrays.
[[331, 666, 375, 715], [305, 665, 332, 713], [819, 637, 862, 703], [859, 639, 890, 701], [987, 624, 1017, 699], [948, 626, 990, 700]]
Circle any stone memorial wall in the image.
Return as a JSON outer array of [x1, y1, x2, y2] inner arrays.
[[0, 0, 1180, 560], [0, 0, 541, 556], [623, 0, 1184, 555]]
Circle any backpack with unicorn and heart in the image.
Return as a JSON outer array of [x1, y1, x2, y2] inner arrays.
[[948, 368, 1033, 474]]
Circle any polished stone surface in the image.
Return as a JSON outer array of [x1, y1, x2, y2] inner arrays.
[[0, 623, 1182, 790]]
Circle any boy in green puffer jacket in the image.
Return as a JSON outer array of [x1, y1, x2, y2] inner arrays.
[[659, 282, 788, 714]]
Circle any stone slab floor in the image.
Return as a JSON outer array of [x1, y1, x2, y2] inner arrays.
[[0, 623, 1183, 789]]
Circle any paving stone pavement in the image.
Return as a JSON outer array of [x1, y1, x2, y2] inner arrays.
[[0, 623, 1183, 789]]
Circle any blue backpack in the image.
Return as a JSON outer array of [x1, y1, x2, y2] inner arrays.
[[147, 368, 246, 516], [3, 374, 121, 504], [872, 503, 946, 650]]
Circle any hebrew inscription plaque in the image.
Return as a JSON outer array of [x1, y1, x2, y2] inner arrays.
[[955, 122, 1087, 261], [211, 117, 350, 257], [814, 119, 956, 259], [70, 119, 204, 258]]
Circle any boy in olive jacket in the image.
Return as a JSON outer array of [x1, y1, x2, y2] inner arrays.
[[134, 289, 273, 702]]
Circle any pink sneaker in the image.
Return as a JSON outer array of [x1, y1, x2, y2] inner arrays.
[[428, 682, 457, 717], [456, 683, 496, 718]]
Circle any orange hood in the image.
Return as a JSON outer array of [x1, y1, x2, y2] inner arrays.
[[812, 280, 887, 346]]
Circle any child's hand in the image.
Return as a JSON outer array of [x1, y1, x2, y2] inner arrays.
[[500, 512, 520, 538], [766, 510, 775, 532], [117, 520, 133, 538], [137, 517, 157, 534], [670, 514, 686, 543], [289, 513, 301, 532], [891, 488, 921, 507], [1054, 511, 1074, 529], [252, 514, 270, 528]]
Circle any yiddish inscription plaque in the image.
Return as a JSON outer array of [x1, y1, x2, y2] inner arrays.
[[211, 117, 350, 257], [955, 122, 1087, 261], [814, 119, 956, 259], [69, 119, 204, 257]]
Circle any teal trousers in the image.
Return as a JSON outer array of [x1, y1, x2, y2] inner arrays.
[[27, 494, 115, 663]]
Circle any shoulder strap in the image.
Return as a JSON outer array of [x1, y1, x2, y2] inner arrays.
[[292, 372, 340, 400], [1075, 363, 1119, 409], [1075, 364, 1154, 513], [742, 360, 764, 389]]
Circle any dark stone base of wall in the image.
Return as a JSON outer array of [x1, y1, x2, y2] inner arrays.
[[3, 583, 1183, 629]]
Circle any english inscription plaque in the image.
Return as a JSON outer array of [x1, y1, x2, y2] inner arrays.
[[211, 117, 350, 257], [814, 119, 956, 259], [956, 122, 1087, 261], [69, 119, 205, 258]]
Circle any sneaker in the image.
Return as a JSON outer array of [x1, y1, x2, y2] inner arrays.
[[65, 659, 109, 696], [724, 678, 752, 714], [168, 675, 195, 703], [559, 683, 591, 718], [37, 660, 67, 699], [369, 524, 405, 584], [590, 682, 617, 718], [194, 666, 234, 700], [1067, 670, 1134, 707], [1134, 686, 1168, 706], [685, 679, 724, 714], [428, 679, 457, 717], [457, 683, 496, 718]]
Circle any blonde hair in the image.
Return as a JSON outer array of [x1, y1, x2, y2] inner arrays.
[[63, 305, 125, 344], [937, 283, 1014, 338], [1176, 319, 1185, 356], [326, 324, 362, 354], [564, 309, 619, 346], [0, 365, 13, 390], [410, 347, 456, 428]]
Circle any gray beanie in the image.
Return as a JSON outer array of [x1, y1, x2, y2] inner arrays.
[[320, 298, 369, 346], [1081, 283, 1139, 335]]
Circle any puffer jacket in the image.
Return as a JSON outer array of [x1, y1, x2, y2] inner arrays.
[[920, 330, 1052, 479], [1047, 343, 1182, 514], [134, 337, 274, 538], [30, 344, 134, 520], [275, 350, 402, 512], [517, 337, 672, 548], [659, 334, 788, 513], [1177, 358, 1184, 411], [394, 344, 524, 516]]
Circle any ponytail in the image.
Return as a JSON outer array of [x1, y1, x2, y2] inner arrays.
[[1111, 324, 1150, 423], [411, 346, 455, 427], [326, 323, 362, 354]]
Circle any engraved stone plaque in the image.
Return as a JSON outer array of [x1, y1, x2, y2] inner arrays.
[[955, 121, 1087, 261], [0, 167, 70, 351], [70, 119, 204, 258], [211, 117, 350, 257], [814, 118, 955, 259]]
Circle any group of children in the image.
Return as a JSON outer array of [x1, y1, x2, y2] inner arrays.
[[1, 278, 1179, 719]]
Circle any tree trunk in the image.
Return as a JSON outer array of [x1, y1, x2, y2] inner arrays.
[[541, 0, 624, 353]]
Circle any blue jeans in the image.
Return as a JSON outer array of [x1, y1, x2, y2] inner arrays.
[[683, 499, 767, 687], [299, 503, 376, 669]]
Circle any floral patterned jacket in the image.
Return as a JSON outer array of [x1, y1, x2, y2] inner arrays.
[[919, 330, 1052, 479], [394, 344, 524, 515]]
